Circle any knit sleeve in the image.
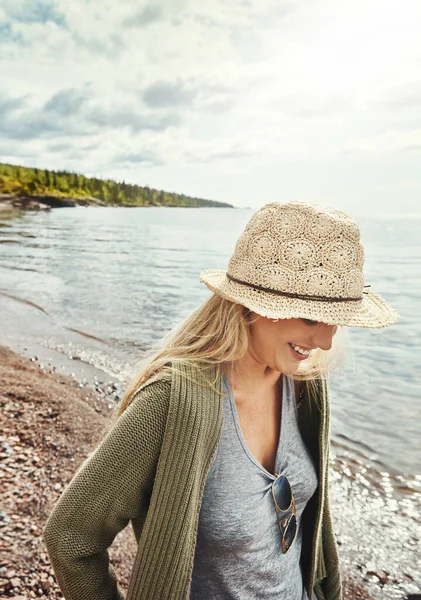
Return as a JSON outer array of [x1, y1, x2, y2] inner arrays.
[[43, 376, 171, 600]]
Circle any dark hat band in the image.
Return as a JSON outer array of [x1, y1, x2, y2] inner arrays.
[[226, 273, 370, 303]]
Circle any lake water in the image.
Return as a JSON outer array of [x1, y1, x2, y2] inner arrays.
[[0, 206, 420, 598]]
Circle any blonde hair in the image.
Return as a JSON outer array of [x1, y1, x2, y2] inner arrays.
[[118, 293, 346, 415]]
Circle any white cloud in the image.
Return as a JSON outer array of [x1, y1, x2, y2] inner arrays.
[[345, 129, 421, 155]]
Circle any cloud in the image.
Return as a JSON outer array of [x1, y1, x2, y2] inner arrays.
[[46, 141, 98, 154], [112, 150, 164, 166], [0, 93, 27, 114], [0, 89, 182, 143], [380, 81, 421, 108], [344, 128, 421, 154], [0, 22, 24, 43], [0, 114, 64, 141], [122, 6, 164, 28], [178, 137, 259, 163], [270, 91, 352, 118], [189, 0, 298, 31], [2, 0, 66, 27], [0, 93, 63, 141], [0, 139, 36, 161], [89, 107, 181, 133], [70, 31, 125, 60], [142, 81, 196, 109], [189, 82, 240, 114], [43, 88, 88, 116], [141, 79, 243, 114]]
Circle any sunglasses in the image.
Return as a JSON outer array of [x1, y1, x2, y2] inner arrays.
[[271, 473, 297, 554]]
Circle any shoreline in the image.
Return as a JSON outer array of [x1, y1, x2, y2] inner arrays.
[[0, 193, 235, 211], [0, 343, 374, 599], [0, 193, 105, 210]]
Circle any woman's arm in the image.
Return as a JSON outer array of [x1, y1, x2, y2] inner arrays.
[[43, 376, 171, 600]]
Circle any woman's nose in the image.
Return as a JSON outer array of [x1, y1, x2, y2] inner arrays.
[[312, 324, 337, 351]]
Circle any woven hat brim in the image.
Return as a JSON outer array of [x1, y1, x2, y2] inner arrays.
[[200, 269, 400, 329]]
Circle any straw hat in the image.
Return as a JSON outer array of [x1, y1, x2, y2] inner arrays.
[[200, 201, 399, 328]]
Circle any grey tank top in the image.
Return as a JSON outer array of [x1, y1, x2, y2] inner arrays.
[[190, 373, 318, 600]]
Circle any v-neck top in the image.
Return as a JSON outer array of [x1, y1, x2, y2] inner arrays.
[[190, 373, 319, 600]]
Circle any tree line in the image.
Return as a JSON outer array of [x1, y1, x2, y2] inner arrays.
[[0, 162, 233, 208]]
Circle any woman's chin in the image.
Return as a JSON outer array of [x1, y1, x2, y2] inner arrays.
[[276, 362, 300, 376]]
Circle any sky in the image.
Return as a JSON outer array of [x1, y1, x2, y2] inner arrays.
[[1, 0, 420, 213]]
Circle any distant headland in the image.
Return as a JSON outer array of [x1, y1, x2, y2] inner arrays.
[[0, 162, 234, 210]]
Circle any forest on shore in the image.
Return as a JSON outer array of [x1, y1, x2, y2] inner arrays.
[[0, 162, 233, 208]]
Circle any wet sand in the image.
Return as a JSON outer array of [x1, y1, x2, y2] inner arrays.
[[0, 344, 373, 599]]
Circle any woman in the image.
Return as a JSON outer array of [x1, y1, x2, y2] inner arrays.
[[44, 201, 399, 600]]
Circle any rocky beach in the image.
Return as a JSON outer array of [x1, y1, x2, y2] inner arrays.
[[0, 193, 107, 211], [0, 343, 376, 599], [0, 345, 136, 598]]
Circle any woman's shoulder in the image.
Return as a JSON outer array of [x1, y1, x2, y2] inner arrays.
[[127, 359, 220, 417], [131, 369, 172, 401]]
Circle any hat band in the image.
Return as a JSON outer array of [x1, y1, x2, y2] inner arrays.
[[226, 273, 368, 302]]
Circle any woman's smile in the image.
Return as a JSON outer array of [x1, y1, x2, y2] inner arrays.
[[287, 342, 312, 361]]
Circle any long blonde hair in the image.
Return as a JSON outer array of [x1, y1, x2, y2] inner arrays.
[[118, 293, 346, 415]]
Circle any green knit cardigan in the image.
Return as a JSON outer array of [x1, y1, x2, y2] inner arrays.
[[44, 361, 342, 600]]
